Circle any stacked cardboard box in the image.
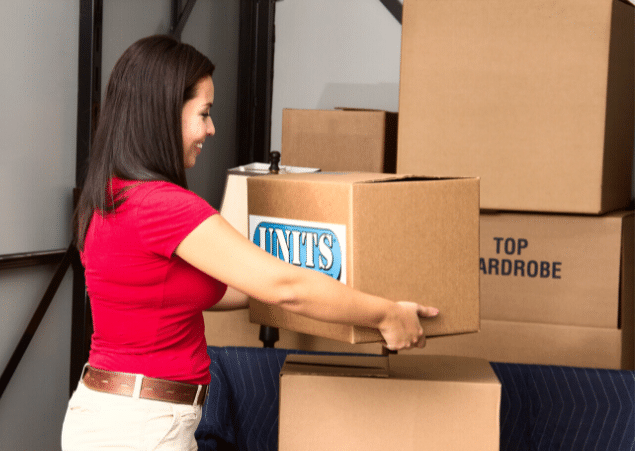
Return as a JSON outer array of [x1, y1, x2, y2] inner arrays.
[[280, 108, 398, 173], [396, 0, 635, 370], [279, 354, 501, 451]]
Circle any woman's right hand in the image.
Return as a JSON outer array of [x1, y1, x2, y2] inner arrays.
[[379, 302, 439, 351]]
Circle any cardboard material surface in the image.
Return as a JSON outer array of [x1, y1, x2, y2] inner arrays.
[[480, 210, 634, 328], [248, 172, 480, 343], [279, 354, 501, 451], [281, 108, 398, 173], [397, 0, 634, 213], [418, 209, 635, 370], [418, 319, 634, 370]]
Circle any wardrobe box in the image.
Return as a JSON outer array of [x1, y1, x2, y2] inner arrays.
[[479, 210, 634, 328], [278, 354, 501, 451], [397, 0, 634, 214], [281, 108, 398, 173], [415, 210, 635, 370], [247, 172, 480, 343]]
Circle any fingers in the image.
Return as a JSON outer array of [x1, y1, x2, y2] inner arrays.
[[380, 303, 437, 351], [417, 305, 439, 318], [383, 326, 426, 351]]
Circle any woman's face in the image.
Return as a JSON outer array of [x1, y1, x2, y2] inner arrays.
[[182, 76, 215, 169]]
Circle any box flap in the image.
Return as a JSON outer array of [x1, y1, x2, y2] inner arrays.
[[281, 354, 389, 378], [254, 171, 476, 186], [387, 355, 500, 384], [280, 354, 500, 385]]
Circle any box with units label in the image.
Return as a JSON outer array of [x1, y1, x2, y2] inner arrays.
[[278, 354, 501, 451], [247, 172, 480, 343]]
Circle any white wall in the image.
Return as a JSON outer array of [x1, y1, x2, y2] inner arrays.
[[271, 1, 403, 154], [0, 1, 78, 255], [0, 2, 77, 450]]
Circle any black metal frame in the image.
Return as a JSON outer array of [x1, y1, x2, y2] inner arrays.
[[169, 0, 198, 41], [236, 0, 277, 166], [68, 0, 103, 395], [0, 250, 67, 271], [0, 246, 74, 399], [379, 0, 403, 23]]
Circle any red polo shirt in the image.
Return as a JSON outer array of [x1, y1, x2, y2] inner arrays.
[[82, 178, 226, 385]]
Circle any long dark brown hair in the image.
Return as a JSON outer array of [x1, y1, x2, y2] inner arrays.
[[75, 35, 215, 250]]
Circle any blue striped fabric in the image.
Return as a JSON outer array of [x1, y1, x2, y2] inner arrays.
[[195, 347, 635, 451], [491, 363, 635, 451]]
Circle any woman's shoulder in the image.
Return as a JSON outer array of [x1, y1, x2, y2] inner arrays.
[[113, 177, 192, 200], [128, 179, 213, 213]]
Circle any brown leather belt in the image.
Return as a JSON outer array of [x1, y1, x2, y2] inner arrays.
[[82, 365, 208, 406]]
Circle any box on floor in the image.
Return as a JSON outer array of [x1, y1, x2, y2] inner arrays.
[[278, 354, 501, 451], [397, 0, 634, 214], [280, 108, 397, 173], [248, 172, 481, 343]]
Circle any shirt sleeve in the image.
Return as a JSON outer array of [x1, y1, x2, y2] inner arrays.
[[135, 183, 218, 258]]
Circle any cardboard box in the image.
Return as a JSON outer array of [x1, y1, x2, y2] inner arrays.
[[418, 319, 634, 370], [480, 210, 634, 328], [397, 0, 635, 214], [248, 172, 480, 343], [278, 354, 501, 451], [281, 108, 397, 173], [415, 209, 635, 370]]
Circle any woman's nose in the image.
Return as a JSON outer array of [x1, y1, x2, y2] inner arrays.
[[207, 117, 215, 136]]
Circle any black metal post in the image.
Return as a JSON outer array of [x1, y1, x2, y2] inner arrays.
[[378, 0, 403, 24], [70, 0, 102, 395], [170, 0, 198, 42], [236, 0, 277, 166]]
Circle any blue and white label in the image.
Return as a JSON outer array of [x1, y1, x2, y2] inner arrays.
[[249, 215, 347, 283]]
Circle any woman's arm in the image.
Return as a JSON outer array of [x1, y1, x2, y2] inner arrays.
[[206, 286, 249, 311], [176, 214, 438, 350]]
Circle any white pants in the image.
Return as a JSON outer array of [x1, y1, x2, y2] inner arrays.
[[61, 381, 202, 451]]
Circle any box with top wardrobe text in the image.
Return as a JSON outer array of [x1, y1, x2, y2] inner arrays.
[[414, 210, 635, 370]]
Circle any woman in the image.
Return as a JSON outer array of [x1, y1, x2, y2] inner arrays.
[[61, 35, 438, 450]]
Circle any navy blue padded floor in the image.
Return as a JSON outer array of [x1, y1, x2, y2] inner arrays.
[[195, 346, 635, 451]]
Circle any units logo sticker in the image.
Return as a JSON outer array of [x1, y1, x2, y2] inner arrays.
[[249, 215, 347, 283]]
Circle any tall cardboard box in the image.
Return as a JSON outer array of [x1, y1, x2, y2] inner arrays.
[[278, 354, 501, 451], [247, 172, 480, 343], [397, 0, 635, 214], [415, 210, 635, 370], [281, 108, 397, 173]]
